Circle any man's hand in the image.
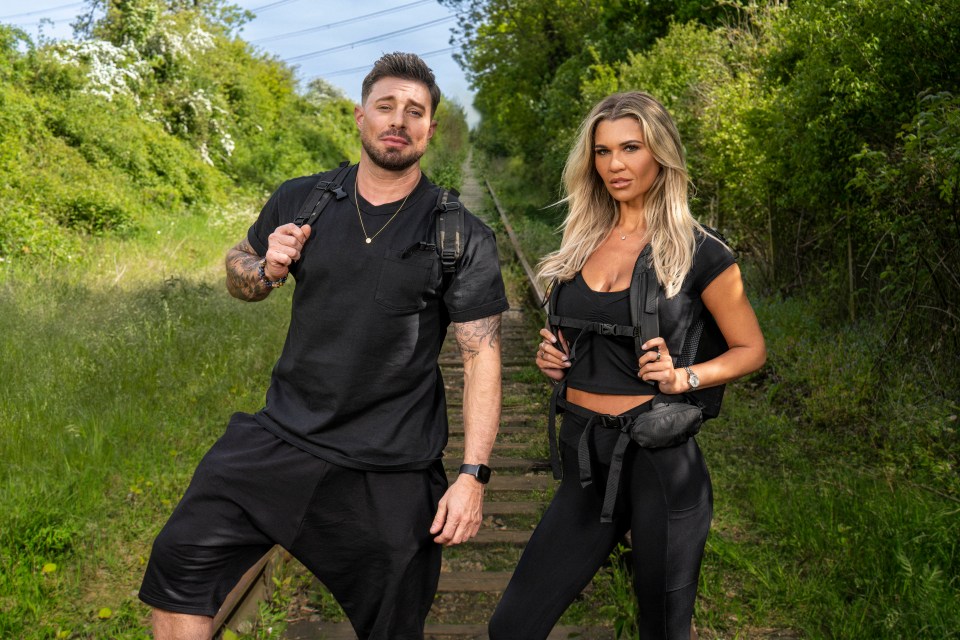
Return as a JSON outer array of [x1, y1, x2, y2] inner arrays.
[[264, 223, 312, 280], [226, 224, 312, 301], [429, 475, 485, 546]]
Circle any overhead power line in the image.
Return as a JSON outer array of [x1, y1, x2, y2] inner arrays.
[[285, 15, 455, 63], [319, 47, 455, 79], [0, 2, 84, 21], [252, 0, 434, 44], [249, 0, 301, 13]]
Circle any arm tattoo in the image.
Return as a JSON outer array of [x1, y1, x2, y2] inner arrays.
[[454, 315, 502, 364], [225, 238, 271, 301]]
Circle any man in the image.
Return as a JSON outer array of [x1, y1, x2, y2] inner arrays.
[[138, 52, 508, 640]]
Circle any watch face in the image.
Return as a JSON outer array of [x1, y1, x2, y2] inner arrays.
[[476, 464, 491, 483]]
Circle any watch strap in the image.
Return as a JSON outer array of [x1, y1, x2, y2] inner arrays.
[[684, 366, 699, 388], [458, 463, 491, 484]]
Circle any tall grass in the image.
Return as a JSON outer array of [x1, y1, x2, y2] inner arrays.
[[0, 207, 290, 638]]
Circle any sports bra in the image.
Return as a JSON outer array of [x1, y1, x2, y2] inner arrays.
[[554, 272, 650, 395]]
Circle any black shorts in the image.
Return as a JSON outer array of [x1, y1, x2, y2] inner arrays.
[[139, 412, 448, 640]]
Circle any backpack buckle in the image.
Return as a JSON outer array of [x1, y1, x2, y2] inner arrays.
[[316, 181, 348, 199], [438, 202, 460, 212], [597, 323, 617, 336]]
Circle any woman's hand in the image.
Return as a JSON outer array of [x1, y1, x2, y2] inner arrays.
[[637, 337, 690, 394], [535, 328, 570, 382]]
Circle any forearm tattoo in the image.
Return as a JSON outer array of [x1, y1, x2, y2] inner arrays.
[[455, 315, 502, 363], [225, 238, 271, 301]]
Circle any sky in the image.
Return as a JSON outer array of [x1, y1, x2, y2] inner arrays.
[[0, 0, 479, 124]]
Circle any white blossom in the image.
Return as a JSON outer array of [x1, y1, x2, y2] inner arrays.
[[151, 21, 215, 62], [49, 40, 147, 102], [198, 142, 213, 166]]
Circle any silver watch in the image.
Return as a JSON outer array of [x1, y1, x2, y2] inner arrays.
[[684, 366, 700, 389]]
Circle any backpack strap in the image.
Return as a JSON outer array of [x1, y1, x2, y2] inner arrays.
[[545, 281, 566, 479], [435, 188, 463, 274], [547, 280, 562, 337], [546, 316, 635, 342], [293, 161, 351, 229], [628, 245, 659, 391]]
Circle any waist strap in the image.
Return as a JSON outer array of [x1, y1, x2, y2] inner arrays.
[[549, 389, 653, 523]]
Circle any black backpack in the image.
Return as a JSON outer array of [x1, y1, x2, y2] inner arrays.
[[546, 233, 729, 420], [292, 161, 464, 279]]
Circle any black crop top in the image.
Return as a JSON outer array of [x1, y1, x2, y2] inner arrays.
[[555, 274, 644, 394], [554, 230, 736, 395]]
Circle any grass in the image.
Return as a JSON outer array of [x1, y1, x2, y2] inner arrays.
[[0, 201, 289, 638], [696, 380, 960, 639]]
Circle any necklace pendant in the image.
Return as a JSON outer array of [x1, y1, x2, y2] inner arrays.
[[365, 237, 372, 244], [620, 235, 627, 240]]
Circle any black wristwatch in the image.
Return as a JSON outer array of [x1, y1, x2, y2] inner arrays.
[[459, 463, 492, 484]]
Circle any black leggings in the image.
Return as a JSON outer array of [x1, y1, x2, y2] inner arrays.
[[489, 412, 712, 640]]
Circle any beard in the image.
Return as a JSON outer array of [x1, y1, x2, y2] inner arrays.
[[360, 128, 424, 172]]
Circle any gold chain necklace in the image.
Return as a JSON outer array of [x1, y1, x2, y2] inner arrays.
[[354, 175, 412, 245], [614, 220, 645, 241]]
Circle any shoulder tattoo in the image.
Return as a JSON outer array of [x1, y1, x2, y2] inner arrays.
[[454, 315, 502, 363]]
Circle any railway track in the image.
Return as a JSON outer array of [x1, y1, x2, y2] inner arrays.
[[214, 157, 615, 639]]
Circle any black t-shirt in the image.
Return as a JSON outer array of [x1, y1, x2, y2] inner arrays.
[[246, 165, 509, 470], [555, 274, 639, 394], [556, 228, 735, 395]]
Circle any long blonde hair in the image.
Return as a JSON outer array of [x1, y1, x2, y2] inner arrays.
[[537, 92, 704, 298]]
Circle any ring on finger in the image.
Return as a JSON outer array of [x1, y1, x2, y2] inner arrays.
[[655, 350, 662, 362]]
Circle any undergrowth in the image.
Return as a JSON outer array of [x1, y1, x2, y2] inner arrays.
[[0, 204, 289, 638]]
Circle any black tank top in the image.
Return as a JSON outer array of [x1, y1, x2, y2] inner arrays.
[[554, 273, 650, 395]]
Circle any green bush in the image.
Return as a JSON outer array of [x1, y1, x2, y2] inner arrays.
[[422, 99, 470, 190], [0, 5, 363, 263]]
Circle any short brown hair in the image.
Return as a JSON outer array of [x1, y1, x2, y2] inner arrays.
[[361, 52, 441, 117]]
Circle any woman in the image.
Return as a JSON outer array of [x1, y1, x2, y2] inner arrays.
[[488, 92, 766, 639]]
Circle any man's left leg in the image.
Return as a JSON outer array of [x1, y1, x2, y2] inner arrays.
[[288, 460, 448, 640]]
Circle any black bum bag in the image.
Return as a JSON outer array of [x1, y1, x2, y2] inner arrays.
[[626, 394, 703, 448], [547, 379, 705, 522]]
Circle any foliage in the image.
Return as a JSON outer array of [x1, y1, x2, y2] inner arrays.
[[594, 545, 639, 639], [849, 90, 960, 349], [442, 0, 738, 167], [0, 1, 358, 264], [464, 0, 960, 383], [422, 98, 470, 190]]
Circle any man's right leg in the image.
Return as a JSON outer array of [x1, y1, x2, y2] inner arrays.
[[140, 414, 318, 636], [152, 610, 212, 640]]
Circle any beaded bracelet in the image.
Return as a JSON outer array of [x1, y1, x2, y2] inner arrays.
[[257, 258, 287, 288]]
